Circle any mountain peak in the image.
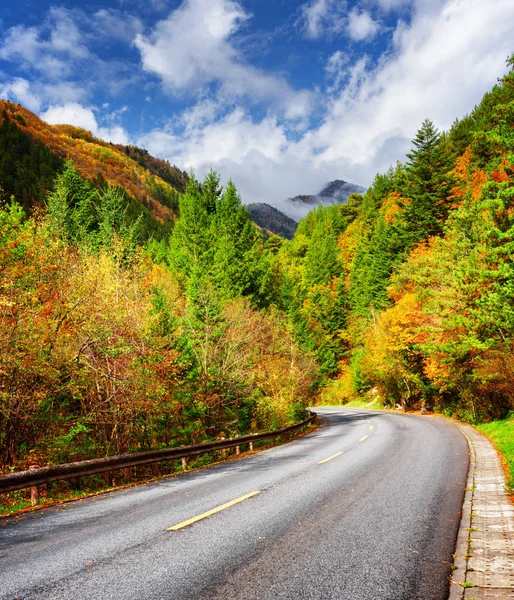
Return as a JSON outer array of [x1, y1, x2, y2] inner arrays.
[[284, 179, 366, 219]]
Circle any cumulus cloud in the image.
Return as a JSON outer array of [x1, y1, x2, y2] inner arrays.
[[0, 77, 87, 112], [139, 0, 514, 216], [310, 0, 514, 177], [41, 103, 130, 144], [0, 5, 145, 111], [92, 9, 143, 43], [135, 0, 312, 119], [0, 78, 42, 111], [300, 0, 381, 42], [347, 9, 380, 41]]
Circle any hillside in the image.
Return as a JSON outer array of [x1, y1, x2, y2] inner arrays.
[[0, 100, 188, 232], [247, 203, 298, 239], [278, 56, 514, 419], [0, 56, 513, 494]]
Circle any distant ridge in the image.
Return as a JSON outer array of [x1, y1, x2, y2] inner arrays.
[[247, 203, 297, 239], [288, 179, 366, 210]]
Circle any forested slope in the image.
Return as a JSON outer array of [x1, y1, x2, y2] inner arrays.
[[0, 163, 315, 471], [0, 57, 513, 480], [0, 101, 188, 239], [277, 56, 514, 422]]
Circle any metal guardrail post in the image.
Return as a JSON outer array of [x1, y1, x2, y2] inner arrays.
[[29, 465, 39, 506]]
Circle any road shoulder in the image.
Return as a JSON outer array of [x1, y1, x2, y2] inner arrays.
[[449, 424, 514, 599]]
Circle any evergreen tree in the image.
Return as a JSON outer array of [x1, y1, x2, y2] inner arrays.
[[168, 176, 212, 283], [303, 222, 340, 286], [46, 161, 98, 242], [349, 214, 400, 320], [0, 112, 63, 213], [401, 118, 455, 243], [201, 169, 223, 214], [96, 186, 141, 263], [211, 180, 262, 300]]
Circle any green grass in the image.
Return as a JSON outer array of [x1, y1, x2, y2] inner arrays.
[[340, 397, 384, 409], [477, 413, 514, 492]]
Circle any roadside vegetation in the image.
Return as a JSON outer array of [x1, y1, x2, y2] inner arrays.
[[1, 56, 513, 509]]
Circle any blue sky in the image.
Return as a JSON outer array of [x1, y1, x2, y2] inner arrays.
[[0, 0, 513, 215]]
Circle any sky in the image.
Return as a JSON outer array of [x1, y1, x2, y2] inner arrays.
[[0, 0, 513, 214]]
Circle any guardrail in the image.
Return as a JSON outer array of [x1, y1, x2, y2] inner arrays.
[[0, 411, 317, 496]]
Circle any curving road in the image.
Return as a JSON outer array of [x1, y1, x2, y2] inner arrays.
[[0, 408, 469, 600]]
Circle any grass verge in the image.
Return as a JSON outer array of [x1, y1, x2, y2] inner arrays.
[[339, 397, 384, 409], [476, 413, 514, 492]]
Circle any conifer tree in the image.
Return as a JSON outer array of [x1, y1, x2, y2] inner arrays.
[[202, 169, 222, 214], [211, 180, 261, 300], [402, 118, 455, 243], [96, 186, 141, 263], [168, 176, 212, 282], [303, 223, 340, 286]]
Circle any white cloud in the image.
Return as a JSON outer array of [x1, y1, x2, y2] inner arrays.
[[0, 78, 41, 111], [135, 0, 312, 119], [0, 77, 88, 113], [300, 0, 347, 39], [300, 1, 380, 42], [137, 0, 514, 217], [302, 0, 329, 38], [325, 51, 348, 93], [0, 6, 144, 108], [347, 9, 380, 41], [134, 0, 250, 91], [92, 9, 143, 43], [181, 99, 222, 134], [41, 103, 130, 144], [310, 0, 514, 173], [0, 8, 90, 79], [373, 0, 412, 11], [138, 106, 286, 166]]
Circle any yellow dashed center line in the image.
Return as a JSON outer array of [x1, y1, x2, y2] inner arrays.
[[166, 491, 261, 531], [359, 435, 369, 442], [318, 451, 344, 465], [369, 425, 374, 431]]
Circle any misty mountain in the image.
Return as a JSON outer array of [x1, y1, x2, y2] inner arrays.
[[247, 203, 297, 239], [286, 179, 366, 216]]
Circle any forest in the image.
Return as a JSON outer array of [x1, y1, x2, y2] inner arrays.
[[0, 56, 513, 479]]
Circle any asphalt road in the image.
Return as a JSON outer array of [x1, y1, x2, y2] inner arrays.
[[0, 408, 469, 600]]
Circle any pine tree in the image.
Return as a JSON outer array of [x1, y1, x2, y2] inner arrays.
[[168, 176, 212, 283], [303, 224, 340, 287], [211, 180, 261, 300], [96, 186, 141, 263], [402, 118, 455, 243], [201, 169, 223, 214]]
